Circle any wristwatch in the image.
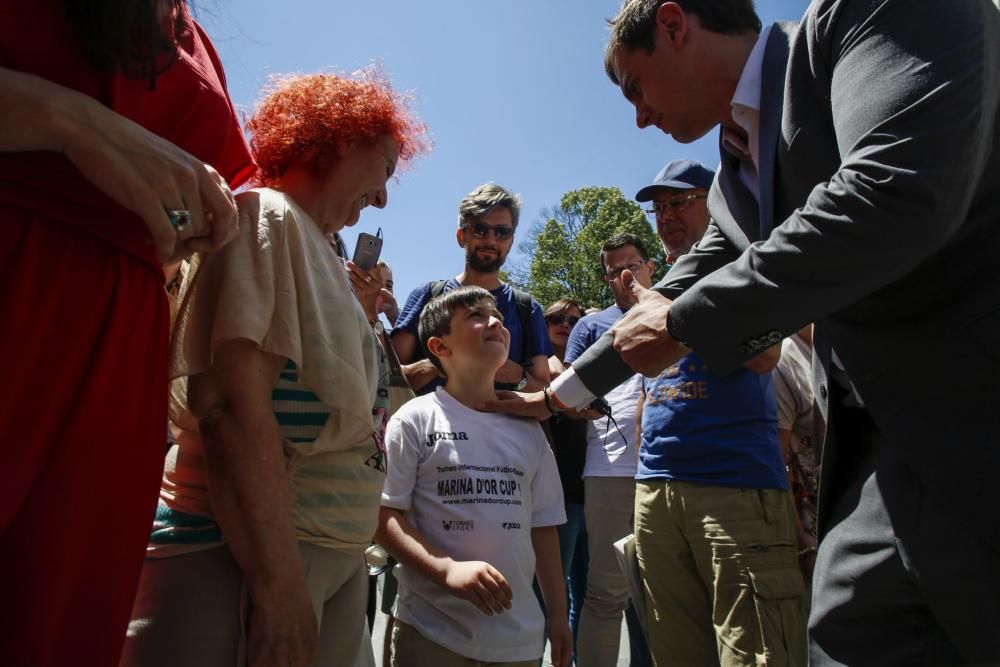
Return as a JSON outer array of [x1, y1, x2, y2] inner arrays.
[[371, 319, 385, 336]]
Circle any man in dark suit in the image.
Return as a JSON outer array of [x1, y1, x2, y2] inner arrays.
[[486, 1, 1000, 664]]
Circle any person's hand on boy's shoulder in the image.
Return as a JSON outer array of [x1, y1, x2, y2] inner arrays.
[[546, 617, 573, 667], [442, 560, 513, 616]]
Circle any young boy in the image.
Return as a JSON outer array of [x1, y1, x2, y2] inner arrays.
[[376, 286, 571, 667]]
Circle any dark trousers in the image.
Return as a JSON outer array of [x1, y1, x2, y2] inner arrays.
[[810, 404, 1000, 666]]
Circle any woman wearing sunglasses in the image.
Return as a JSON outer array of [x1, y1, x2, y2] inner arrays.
[[542, 298, 589, 659]]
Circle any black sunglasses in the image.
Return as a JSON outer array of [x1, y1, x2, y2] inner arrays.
[[547, 313, 581, 327], [464, 222, 515, 241]]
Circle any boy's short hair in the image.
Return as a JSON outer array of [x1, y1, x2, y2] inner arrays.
[[418, 286, 499, 373]]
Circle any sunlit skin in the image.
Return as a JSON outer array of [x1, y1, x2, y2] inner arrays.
[[276, 135, 399, 235], [651, 188, 710, 260], [610, 3, 756, 143], [456, 207, 516, 279], [546, 306, 584, 359], [603, 245, 655, 308], [427, 301, 511, 401]]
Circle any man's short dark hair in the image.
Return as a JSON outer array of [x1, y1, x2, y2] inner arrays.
[[418, 286, 499, 373], [600, 232, 649, 272], [458, 183, 522, 229], [604, 0, 762, 84]]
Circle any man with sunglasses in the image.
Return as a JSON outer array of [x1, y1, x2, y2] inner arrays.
[[562, 232, 654, 667], [392, 183, 552, 396]]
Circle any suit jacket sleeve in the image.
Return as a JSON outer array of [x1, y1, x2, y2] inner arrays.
[[668, 0, 1000, 373], [572, 218, 741, 396]]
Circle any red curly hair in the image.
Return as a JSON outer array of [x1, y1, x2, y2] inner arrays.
[[246, 66, 429, 186]]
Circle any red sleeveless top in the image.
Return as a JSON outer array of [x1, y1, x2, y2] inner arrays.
[[0, 0, 255, 267]]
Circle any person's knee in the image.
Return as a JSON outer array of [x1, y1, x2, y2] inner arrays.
[[712, 542, 807, 666]]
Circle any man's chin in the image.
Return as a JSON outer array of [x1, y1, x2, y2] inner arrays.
[[468, 254, 504, 273]]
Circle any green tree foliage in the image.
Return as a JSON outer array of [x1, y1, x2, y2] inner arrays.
[[504, 186, 666, 310]]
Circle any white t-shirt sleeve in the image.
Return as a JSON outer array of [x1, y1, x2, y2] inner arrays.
[[529, 428, 567, 528], [381, 412, 422, 510]]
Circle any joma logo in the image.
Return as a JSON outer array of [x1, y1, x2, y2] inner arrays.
[[425, 431, 469, 447], [501, 522, 521, 530]]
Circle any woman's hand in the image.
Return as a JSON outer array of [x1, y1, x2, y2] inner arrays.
[[1, 67, 239, 263], [346, 260, 386, 321], [248, 584, 318, 667]]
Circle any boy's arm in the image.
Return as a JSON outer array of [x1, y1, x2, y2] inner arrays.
[[375, 507, 513, 616], [532, 526, 572, 667]]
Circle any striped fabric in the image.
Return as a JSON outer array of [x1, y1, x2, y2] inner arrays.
[[273, 361, 329, 443], [150, 355, 389, 557]]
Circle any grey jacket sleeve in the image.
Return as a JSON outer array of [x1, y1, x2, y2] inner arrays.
[[572, 218, 741, 396], [669, 0, 1000, 372]]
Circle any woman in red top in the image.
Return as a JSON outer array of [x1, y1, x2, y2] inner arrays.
[[0, 1, 254, 664]]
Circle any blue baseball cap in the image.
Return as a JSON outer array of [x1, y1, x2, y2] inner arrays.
[[635, 159, 715, 202]]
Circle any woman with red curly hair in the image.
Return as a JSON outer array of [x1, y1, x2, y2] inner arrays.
[[121, 70, 428, 667]]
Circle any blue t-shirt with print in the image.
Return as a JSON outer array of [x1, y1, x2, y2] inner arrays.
[[639, 352, 788, 490], [392, 279, 552, 394]]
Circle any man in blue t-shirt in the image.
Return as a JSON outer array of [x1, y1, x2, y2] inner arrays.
[[631, 160, 807, 666], [391, 183, 552, 395]]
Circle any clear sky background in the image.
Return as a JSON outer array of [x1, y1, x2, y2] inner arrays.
[[197, 0, 811, 305]]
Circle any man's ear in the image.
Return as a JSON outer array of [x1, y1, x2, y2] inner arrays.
[[426, 336, 450, 362], [456, 226, 466, 248], [655, 1, 688, 50]]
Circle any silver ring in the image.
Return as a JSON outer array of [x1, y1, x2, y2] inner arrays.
[[166, 209, 192, 231]]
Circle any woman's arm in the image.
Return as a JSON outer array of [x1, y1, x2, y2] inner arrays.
[[188, 339, 317, 667], [0, 66, 237, 261]]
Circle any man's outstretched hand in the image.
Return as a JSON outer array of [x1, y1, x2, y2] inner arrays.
[[611, 270, 690, 376], [477, 390, 552, 421]]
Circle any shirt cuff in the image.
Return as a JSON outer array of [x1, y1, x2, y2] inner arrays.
[[550, 368, 596, 410]]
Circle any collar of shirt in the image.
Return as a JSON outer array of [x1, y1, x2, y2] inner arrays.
[[720, 25, 771, 169]]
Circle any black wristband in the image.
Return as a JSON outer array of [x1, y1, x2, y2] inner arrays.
[[666, 309, 688, 347]]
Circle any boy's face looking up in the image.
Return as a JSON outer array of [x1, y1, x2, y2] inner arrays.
[[428, 298, 510, 376]]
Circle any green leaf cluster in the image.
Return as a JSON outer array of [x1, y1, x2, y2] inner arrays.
[[505, 186, 666, 310]]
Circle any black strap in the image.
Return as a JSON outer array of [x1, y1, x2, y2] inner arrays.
[[510, 287, 534, 358]]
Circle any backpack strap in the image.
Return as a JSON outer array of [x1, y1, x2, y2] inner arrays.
[[428, 279, 449, 300], [510, 287, 536, 363], [412, 280, 450, 362]]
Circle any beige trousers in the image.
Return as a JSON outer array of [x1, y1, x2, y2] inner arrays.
[[634, 480, 808, 667], [121, 542, 368, 667], [576, 476, 637, 667], [390, 620, 536, 667]]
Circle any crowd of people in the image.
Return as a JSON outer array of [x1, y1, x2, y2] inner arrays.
[[2, 0, 998, 666]]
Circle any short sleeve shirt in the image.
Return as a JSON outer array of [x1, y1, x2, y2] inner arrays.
[[393, 280, 552, 393], [382, 390, 565, 662]]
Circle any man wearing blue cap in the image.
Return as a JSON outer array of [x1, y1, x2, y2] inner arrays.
[[626, 160, 807, 665], [634, 159, 714, 265]]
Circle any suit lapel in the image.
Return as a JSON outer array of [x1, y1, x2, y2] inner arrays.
[[758, 23, 794, 237], [714, 143, 760, 243]]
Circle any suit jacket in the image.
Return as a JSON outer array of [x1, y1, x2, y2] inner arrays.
[[573, 0, 1000, 546]]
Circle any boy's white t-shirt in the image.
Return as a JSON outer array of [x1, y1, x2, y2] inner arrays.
[[381, 389, 566, 663]]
